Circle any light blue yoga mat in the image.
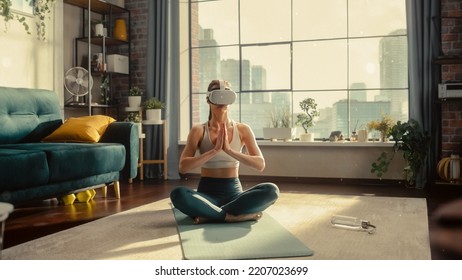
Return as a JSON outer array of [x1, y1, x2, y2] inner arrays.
[[172, 208, 314, 260]]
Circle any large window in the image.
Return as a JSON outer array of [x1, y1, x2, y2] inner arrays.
[[190, 0, 408, 139]]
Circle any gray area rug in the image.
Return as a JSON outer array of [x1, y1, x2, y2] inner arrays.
[[2, 193, 430, 260]]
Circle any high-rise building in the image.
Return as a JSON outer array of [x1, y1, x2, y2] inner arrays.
[[379, 29, 408, 121]]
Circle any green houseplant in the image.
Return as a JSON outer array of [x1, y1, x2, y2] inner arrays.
[[142, 97, 165, 110], [370, 118, 431, 187], [1, 0, 56, 41], [295, 98, 320, 142], [142, 97, 165, 121], [127, 86, 143, 108]]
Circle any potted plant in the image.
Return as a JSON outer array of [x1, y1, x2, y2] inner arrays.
[[263, 107, 295, 141], [370, 118, 431, 187], [142, 97, 165, 121], [367, 114, 395, 142], [295, 98, 320, 142], [127, 86, 143, 108], [100, 73, 110, 105]]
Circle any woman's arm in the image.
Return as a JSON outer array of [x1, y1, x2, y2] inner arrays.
[[179, 124, 222, 174], [223, 123, 265, 172]]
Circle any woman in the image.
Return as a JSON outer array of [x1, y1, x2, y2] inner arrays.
[[170, 80, 279, 224]]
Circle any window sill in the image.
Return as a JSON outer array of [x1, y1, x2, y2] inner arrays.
[[178, 140, 394, 147], [256, 140, 394, 147]]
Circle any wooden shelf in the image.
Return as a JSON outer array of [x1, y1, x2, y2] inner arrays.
[[434, 56, 462, 64], [76, 36, 128, 47], [64, 0, 127, 14], [64, 0, 131, 119], [65, 103, 117, 108]]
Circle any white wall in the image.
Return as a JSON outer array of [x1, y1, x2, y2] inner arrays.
[[0, 1, 63, 109]]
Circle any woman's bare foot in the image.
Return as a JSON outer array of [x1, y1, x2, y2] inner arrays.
[[224, 212, 263, 223]]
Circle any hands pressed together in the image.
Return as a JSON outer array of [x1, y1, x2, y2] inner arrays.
[[214, 123, 232, 154]]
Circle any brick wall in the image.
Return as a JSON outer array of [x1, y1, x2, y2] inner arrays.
[[441, 0, 462, 157], [111, 0, 148, 108]]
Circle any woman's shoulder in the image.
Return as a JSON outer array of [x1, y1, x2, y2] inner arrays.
[[190, 123, 206, 135], [235, 121, 251, 131], [234, 121, 254, 138]]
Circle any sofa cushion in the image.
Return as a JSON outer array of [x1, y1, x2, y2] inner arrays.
[[0, 149, 49, 192], [42, 115, 116, 143], [2, 143, 125, 183], [19, 119, 63, 143], [0, 87, 62, 144]]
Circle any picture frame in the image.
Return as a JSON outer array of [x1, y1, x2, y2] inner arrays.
[[11, 0, 33, 16]]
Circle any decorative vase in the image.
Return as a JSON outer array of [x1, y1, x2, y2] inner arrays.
[[357, 129, 368, 142], [95, 23, 104, 37], [380, 131, 389, 142], [113, 19, 127, 41]]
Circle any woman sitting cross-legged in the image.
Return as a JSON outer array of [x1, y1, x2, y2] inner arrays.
[[170, 79, 279, 224]]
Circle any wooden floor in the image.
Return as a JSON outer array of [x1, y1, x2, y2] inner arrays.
[[3, 176, 462, 260]]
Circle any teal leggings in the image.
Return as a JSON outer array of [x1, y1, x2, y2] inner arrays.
[[170, 177, 279, 222]]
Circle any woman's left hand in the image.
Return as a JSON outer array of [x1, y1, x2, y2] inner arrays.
[[221, 123, 232, 153]]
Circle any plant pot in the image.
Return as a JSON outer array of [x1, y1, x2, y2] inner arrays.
[[145, 109, 161, 121], [127, 96, 141, 108], [263, 128, 295, 142], [299, 133, 314, 142]]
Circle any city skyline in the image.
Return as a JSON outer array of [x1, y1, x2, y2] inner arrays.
[[191, 0, 408, 139]]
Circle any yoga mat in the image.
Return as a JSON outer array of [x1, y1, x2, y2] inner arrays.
[[172, 208, 314, 260]]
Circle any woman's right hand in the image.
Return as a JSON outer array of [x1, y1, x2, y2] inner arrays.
[[214, 124, 224, 152]]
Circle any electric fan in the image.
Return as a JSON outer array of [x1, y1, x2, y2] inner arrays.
[[64, 67, 93, 105]]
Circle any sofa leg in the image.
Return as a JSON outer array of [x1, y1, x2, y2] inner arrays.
[[114, 181, 120, 199], [101, 185, 108, 198], [128, 178, 133, 184]]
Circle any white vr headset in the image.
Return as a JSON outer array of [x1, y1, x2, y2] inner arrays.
[[207, 80, 237, 105]]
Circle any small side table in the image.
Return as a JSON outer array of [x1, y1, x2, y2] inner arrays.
[[0, 202, 14, 259], [140, 120, 167, 180]]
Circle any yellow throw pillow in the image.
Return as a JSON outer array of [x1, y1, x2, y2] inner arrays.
[[42, 115, 116, 143]]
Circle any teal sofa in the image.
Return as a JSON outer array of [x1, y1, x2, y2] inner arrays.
[[0, 87, 139, 205]]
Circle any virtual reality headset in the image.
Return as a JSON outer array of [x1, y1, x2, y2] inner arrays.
[[207, 80, 237, 105]]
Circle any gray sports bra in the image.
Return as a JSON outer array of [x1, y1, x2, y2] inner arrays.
[[199, 120, 242, 168]]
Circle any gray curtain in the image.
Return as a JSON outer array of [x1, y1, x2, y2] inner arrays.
[[145, 0, 180, 179], [406, 0, 441, 188]]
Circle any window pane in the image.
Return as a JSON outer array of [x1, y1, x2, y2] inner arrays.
[[241, 44, 291, 91], [240, 0, 291, 44], [349, 36, 408, 89], [349, 0, 407, 37], [293, 0, 347, 40], [293, 40, 348, 90], [191, 46, 240, 93], [349, 89, 408, 135], [191, 0, 238, 47], [241, 92, 292, 138], [293, 91, 347, 139]]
